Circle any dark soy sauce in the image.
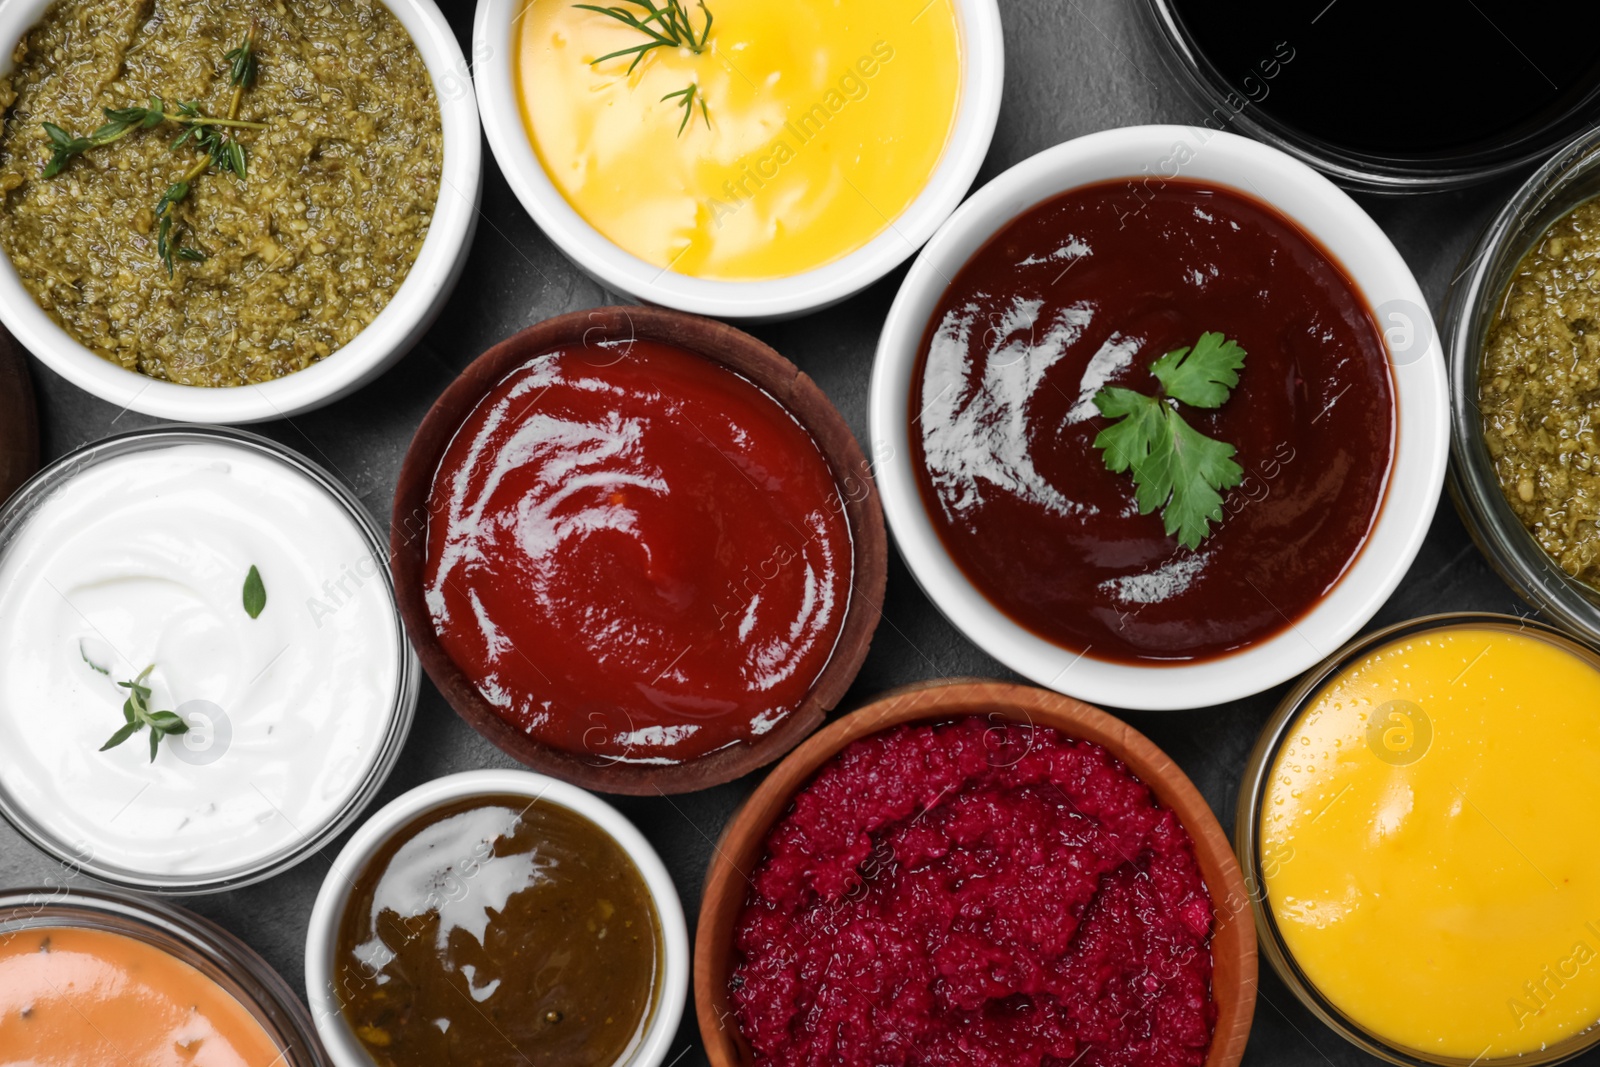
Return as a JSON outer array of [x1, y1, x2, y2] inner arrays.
[[1170, 0, 1600, 159]]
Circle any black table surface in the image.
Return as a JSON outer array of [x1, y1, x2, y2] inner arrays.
[[1, 1, 1575, 1065]]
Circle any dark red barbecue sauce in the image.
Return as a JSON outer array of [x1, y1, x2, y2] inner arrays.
[[910, 179, 1394, 664], [425, 340, 852, 763]]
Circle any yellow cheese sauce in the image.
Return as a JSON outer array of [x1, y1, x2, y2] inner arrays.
[[514, 0, 963, 280], [1262, 625, 1600, 1059]]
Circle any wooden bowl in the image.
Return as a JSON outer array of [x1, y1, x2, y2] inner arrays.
[[0, 326, 39, 505], [391, 307, 887, 796], [695, 678, 1258, 1067]]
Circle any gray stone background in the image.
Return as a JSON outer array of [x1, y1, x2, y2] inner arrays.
[[2, 0, 1580, 1065]]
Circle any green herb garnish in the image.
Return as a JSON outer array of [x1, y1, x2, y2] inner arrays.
[[99, 666, 190, 763], [169, 102, 251, 180], [243, 565, 266, 619], [154, 179, 209, 275], [40, 97, 264, 179], [660, 82, 709, 135], [39, 31, 264, 276], [79, 638, 110, 675], [1091, 332, 1247, 550], [225, 34, 259, 91], [576, 0, 713, 134]]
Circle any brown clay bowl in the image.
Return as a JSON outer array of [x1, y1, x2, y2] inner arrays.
[[391, 306, 887, 796], [695, 678, 1258, 1067], [0, 326, 39, 505]]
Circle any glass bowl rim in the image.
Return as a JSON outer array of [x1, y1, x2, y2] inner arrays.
[[1443, 124, 1600, 645], [1235, 610, 1600, 1067], [0, 884, 329, 1065], [1138, 0, 1600, 194], [0, 424, 420, 894]]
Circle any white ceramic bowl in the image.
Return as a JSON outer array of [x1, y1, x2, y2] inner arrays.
[[305, 769, 689, 1067], [870, 125, 1449, 712], [0, 0, 481, 424], [472, 0, 1003, 321]]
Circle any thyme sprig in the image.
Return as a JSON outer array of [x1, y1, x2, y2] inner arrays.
[[99, 665, 190, 764], [39, 30, 263, 275], [576, 0, 713, 134], [169, 102, 251, 179], [41, 97, 264, 179], [153, 30, 259, 276], [225, 35, 259, 92]]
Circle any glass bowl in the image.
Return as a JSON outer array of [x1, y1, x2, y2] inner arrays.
[[1139, 0, 1600, 194], [0, 885, 329, 1065], [0, 426, 419, 893], [1444, 126, 1600, 645], [1236, 612, 1600, 1067]]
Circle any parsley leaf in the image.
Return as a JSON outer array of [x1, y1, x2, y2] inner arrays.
[[1093, 388, 1166, 473], [1158, 405, 1243, 547], [1149, 331, 1247, 409], [1091, 333, 1248, 549]]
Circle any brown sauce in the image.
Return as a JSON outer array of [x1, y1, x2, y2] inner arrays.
[[334, 794, 661, 1067], [911, 179, 1395, 665]]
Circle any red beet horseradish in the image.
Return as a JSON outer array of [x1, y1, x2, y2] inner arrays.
[[424, 340, 852, 764], [731, 717, 1217, 1067]]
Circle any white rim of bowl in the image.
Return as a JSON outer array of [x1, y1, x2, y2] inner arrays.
[[305, 769, 690, 1067], [472, 0, 1003, 320], [870, 124, 1450, 712], [0, 0, 482, 424]]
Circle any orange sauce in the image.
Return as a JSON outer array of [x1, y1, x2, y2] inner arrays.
[[0, 926, 284, 1066]]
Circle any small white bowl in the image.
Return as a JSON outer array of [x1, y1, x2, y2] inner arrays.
[[472, 0, 1003, 321], [305, 769, 689, 1067], [869, 125, 1449, 712], [0, 0, 482, 424]]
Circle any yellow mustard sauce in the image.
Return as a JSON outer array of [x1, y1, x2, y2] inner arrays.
[[1263, 626, 1600, 1059]]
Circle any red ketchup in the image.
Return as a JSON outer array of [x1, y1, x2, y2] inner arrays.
[[424, 340, 852, 764], [912, 179, 1394, 664]]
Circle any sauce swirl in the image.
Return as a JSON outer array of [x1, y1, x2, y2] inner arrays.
[[425, 340, 852, 762], [911, 179, 1393, 664], [335, 795, 661, 1067]]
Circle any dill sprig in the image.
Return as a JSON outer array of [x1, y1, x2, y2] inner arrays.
[[661, 82, 709, 135], [578, 0, 712, 69], [576, 0, 713, 134]]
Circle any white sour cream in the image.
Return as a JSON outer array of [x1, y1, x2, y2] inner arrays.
[[0, 439, 405, 881]]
